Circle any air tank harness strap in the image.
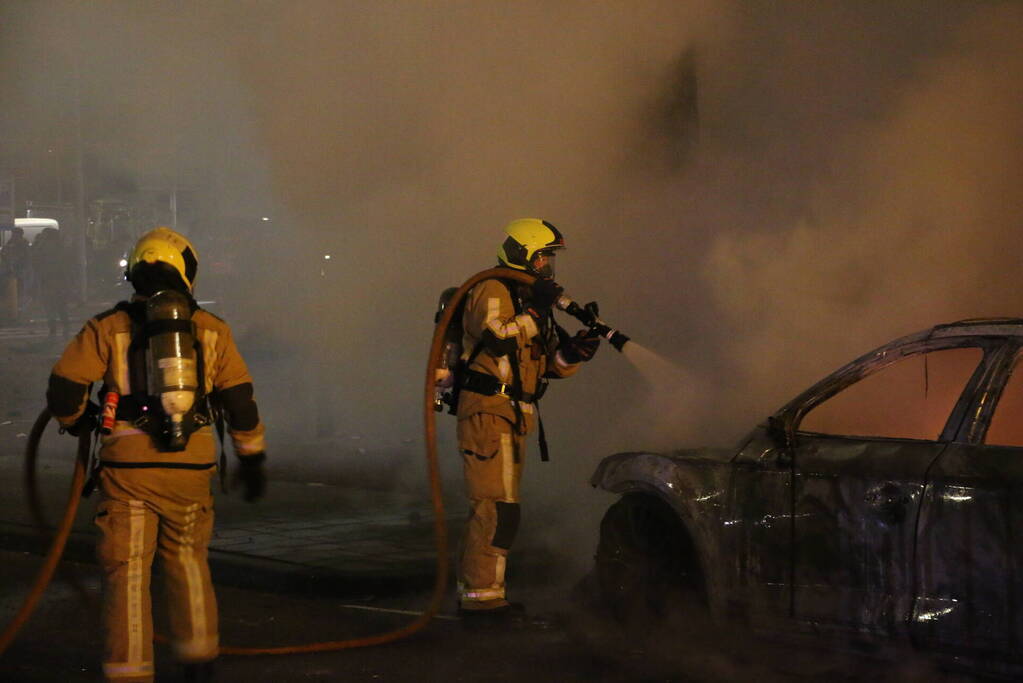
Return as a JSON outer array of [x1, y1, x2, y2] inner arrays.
[[144, 318, 194, 337], [82, 429, 102, 497], [214, 407, 228, 494], [100, 461, 216, 470], [503, 280, 529, 438], [114, 394, 213, 426], [459, 369, 550, 462], [501, 277, 550, 461], [536, 404, 549, 463]]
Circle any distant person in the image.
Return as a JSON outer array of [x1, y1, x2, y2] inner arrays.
[[451, 218, 600, 618], [1, 226, 31, 321], [31, 227, 71, 337], [46, 226, 267, 683]]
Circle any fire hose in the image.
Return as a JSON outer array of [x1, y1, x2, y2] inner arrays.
[[0, 409, 90, 656], [0, 267, 538, 658], [0, 267, 632, 659]]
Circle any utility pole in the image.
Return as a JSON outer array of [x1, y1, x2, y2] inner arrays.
[[71, 50, 88, 300]]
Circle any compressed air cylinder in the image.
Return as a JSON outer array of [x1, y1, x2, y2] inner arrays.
[[146, 290, 198, 450], [434, 287, 461, 409]]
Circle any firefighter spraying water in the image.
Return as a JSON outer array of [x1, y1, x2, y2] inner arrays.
[[434, 218, 633, 619], [434, 252, 632, 414]]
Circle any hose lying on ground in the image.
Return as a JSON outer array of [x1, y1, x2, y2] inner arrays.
[[0, 409, 90, 656], [221, 267, 535, 654], [0, 267, 536, 658], [24, 408, 97, 609]]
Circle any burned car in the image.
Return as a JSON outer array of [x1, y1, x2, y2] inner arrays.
[[591, 319, 1023, 673]]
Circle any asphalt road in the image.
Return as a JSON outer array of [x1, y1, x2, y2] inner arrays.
[[0, 549, 676, 683], [2, 545, 987, 683]]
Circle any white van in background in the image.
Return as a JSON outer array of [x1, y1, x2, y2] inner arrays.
[[0, 217, 60, 247]]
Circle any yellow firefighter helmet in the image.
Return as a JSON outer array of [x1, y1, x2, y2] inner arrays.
[[496, 218, 565, 275], [127, 227, 199, 291]]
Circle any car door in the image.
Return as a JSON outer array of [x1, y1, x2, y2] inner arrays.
[[728, 425, 795, 624], [788, 342, 986, 636], [912, 342, 1023, 660]]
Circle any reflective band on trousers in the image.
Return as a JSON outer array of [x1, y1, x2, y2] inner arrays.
[[174, 635, 219, 661], [126, 501, 146, 669], [236, 434, 266, 454], [103, 660, 155, 678], [460, 586, 506, 602], [495, 555, 506, 587], [500, 433, 515, 501], [179, 503, 208, 658]]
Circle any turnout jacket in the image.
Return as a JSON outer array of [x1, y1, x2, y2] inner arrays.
[[47, 299, 265, 467], [456, 277, 580, 433]]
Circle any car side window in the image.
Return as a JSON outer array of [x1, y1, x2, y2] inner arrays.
[[985, 354, 1023, 447], [799, 346, 983, 441]]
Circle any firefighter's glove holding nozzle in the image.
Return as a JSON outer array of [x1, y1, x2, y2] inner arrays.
[[64, 401, 100, 437], [235, 452, 267, 502], [529, 278, 563, 318], [561, 329, 601, 364]]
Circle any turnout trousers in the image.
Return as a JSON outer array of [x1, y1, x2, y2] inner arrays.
[[457, 413, 525, 609], [95, 466, 219, 682]]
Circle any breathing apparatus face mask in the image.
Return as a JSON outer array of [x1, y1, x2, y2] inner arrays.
[[131, 261, 190, 297], [530, 250, 557, 279]]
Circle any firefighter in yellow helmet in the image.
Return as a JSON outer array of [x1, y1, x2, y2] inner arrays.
[[46, 227, 266, 683], [455, 218, 600, 617]]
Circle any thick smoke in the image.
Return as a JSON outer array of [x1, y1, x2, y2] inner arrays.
[[3, 0, 1022, 583], [699, 2, 1023, 434]]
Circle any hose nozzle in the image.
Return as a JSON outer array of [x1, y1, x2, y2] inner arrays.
[[556, 295, 631, 352]]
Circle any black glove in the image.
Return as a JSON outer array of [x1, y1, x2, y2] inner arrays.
[[560, 330, 601, 364], [530, 278, 563, 316], [65, 401, 100, 437], [235, 452, 267, 502]]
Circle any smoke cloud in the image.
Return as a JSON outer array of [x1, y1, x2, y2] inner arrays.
[[2, 0, 1022, 581]]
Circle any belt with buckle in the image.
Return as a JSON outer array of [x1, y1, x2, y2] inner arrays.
[[461, 369, 535, 403]]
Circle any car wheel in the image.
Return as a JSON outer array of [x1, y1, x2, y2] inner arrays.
[[595, 493, 701, 628]]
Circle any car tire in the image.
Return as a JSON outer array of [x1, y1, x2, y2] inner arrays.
[[594, 493, 702, 630]]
